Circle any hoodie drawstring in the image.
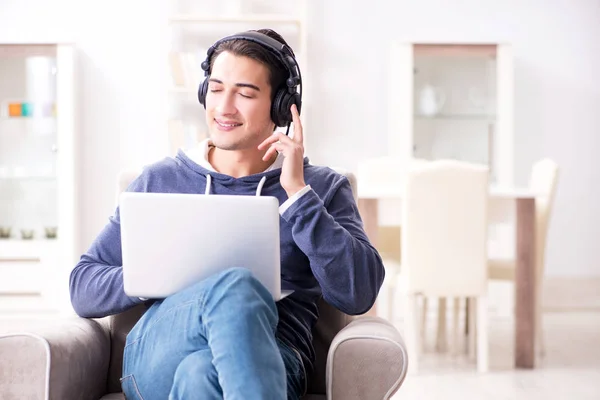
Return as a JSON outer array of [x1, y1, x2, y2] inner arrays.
[[204, 174, 266, 197], [256, 176, 266, 196], [205, 174, 212, 195]]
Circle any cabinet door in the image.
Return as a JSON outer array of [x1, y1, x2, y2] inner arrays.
[[0, 44, 76, 312], [0, 45, 59, 245]]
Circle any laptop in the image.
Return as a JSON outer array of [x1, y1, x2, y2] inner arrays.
[[119, 192, 292, 301]]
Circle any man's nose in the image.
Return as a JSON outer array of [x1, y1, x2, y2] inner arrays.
[[215, 92, 236, 115]]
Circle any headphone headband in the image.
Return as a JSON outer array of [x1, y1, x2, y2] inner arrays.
[[198, 31, 302, 128], [205, 31, 292, 63]]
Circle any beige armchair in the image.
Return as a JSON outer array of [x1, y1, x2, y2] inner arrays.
[[0, 168, 408, 400]]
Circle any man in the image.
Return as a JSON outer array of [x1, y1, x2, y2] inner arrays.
[[70, 29, 385, 400]]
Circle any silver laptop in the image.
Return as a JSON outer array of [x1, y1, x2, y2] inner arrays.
[[119, 192, 292, 301]]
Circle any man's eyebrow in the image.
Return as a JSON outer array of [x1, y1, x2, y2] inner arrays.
[[208, 78, 260, 92]]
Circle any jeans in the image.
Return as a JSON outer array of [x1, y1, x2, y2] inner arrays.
[[120, 267, 306, 400]]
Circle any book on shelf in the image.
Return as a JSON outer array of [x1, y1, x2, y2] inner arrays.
[[169, 51, 205, 89]]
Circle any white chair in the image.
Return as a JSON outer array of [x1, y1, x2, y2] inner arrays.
[[487, 158, 559, 356], [382, 160, 490, 373]]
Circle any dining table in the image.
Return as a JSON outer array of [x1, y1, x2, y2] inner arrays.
[[357, 179, 538, 369]]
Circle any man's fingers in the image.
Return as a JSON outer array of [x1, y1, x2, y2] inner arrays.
[[262, 146, 278, 161], [262, 142, 286, 161], [291, 104, 303, 143], [258, 132, 293, 150]]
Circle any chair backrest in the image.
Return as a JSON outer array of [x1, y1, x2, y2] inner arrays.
[[529, 158, 559, 278], [104, 166, 357, 395], [402, 159, 489, 297]]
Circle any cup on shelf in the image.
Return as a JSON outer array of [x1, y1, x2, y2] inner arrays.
[[21, 229, 35, 240], [44, 226, 58, 239], [8, 102, 23, 117], [0, 226, 11, 239], [21, 102, 33, 117]]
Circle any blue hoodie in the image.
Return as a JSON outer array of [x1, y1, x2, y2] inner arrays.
[[69, 143, 385, 378]]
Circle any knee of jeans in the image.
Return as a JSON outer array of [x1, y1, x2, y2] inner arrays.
[[221, 266, 253, 279], [220, 267, 263, 290], [173, 350, 216, 384], [217, 267, 274, 307]]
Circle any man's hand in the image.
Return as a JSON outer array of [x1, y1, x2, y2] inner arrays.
[[258, 104, 306, 198]]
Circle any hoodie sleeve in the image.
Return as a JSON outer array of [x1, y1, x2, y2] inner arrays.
[[280, 176, 385, 315], [69, 177, 147, 318]]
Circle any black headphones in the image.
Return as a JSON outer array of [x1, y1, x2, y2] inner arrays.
[[197, 31, 302, 128]]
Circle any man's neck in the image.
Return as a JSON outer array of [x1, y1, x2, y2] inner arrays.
[[208, 146, 277, 178]]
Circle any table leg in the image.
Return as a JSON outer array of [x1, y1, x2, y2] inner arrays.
[[358, 198, 379, 316], [515, 197, 536, 368]]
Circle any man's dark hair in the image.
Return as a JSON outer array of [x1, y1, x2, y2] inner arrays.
[[209, 29, 292, 99]]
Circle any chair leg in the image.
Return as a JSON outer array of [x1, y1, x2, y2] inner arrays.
[[436, 297, 448, 352], [464, 298, 470, 335], [476, 296, 489, 372], [452, 297, 461, 356], [467, 297, 476, 359], [405, 294, 420, 374], [420, 297, 428, 352]]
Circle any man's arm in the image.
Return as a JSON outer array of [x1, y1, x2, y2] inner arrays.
[[69, 172, 151, 318], [69, 207, 144, 318], [281, 175, 385, 315]]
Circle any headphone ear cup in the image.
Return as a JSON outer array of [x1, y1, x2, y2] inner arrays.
[[198, 78, 209, 108], [292, 92, 302, 116], [271, 88, 289, 127], [272, 89, 302, 128]]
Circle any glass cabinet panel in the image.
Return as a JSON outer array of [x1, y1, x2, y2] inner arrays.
[[412, 44, 498, 178], [0, 45, 58, 242]]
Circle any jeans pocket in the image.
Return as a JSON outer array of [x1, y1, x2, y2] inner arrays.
[[120, 374, 144, 400]]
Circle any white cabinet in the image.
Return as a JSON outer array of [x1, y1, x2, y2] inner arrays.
[[388, 43, 514, 185], [0, 43, 77, 314], [165, 1, 308, 155]]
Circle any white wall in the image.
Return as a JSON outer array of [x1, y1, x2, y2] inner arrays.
[[308, 0, 600, 277], [1, 0, 599, 276]]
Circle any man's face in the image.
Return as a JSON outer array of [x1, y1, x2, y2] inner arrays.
[[205, 51, 274, 151]]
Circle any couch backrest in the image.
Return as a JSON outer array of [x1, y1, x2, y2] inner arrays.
[[106, 166, 359, 394]]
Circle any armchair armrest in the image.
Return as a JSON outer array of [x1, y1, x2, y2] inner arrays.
[[0, 317, 110, 400], [327, 316, 408, 400]]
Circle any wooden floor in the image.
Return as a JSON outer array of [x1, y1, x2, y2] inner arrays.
[[392, 311, 600, 399]]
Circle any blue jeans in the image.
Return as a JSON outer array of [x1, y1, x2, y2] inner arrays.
[[120, 267, 306, 400]]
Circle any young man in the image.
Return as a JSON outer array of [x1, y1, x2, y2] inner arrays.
[[70, 29, 385, 400]]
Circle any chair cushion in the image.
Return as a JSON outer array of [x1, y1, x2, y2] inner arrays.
[[306, 298, 354, 394], [105, 304, 150, 393], [100, 394, 124, 400]]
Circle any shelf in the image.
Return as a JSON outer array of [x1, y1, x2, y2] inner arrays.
[[0, 239, 57, 260], [414, 44, 497, 58], [414, 114, 496, 121], [168, 14, 302, 25], [0, 175, 56, 181], [0, 116, 55, 120]]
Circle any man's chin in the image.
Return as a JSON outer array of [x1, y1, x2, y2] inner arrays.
[[209, 137, 244, 151]]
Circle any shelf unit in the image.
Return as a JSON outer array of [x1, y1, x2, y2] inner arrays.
[[165, 1, 308, 156], [388, 42, 514, 185], [0, 43, 78, 314]]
